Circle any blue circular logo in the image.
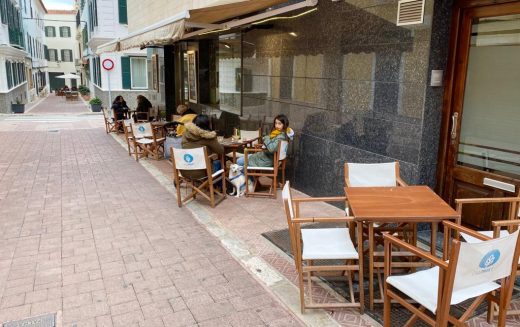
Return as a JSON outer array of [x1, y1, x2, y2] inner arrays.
[[138, 126, 145, 132], [183, 154, 194, 163], [479, 249, 501, 269]]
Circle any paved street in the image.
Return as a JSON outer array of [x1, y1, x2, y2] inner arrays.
[[0, 95, 302, 327]]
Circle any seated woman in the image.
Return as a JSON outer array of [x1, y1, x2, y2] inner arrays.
[[111, 95, 129, 120], [134, 95, 153, 122], [181, 114, 224, 180], [175, 104, 197, 136], [237, 114, 293, 168]]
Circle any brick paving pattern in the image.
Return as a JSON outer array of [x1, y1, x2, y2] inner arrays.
[[27, 93, 91, 114], [0, 96, 301, 327]]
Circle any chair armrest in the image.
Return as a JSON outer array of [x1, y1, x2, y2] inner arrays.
[[208, 153, 218, 161], [244, 148, 266, 154], [455, 197, 520, 204], [384, 233, 448, 269], [492, 219, 520, 228], [442, 220, 492, 241]]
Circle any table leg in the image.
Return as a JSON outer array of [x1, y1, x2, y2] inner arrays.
[[368, 222, 374, 311]]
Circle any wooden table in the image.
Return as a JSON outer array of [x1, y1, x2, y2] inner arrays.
[[219, 137, 258, 163], [345, 186, 460, 309]]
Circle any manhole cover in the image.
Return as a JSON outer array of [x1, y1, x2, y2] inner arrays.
[[3, 313, 55, 327]]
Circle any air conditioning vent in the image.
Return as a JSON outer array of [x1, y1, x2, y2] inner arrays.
[[396, 0, 425, 26]]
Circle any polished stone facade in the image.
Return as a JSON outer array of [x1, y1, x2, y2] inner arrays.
[[240, 0, 452, 196]]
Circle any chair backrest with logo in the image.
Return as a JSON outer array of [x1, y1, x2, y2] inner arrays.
[[346, 162, 398, 187], [454, 230, 519, 293], [132, 123, 153, 139], [172, 147, 208, 171]]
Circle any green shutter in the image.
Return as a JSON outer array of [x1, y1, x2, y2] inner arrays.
[[118, 0, 127, 24], [121, 56, 131, 89]]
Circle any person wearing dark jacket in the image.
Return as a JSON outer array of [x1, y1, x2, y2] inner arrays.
[[111, 95, 128, 120], [181, 114, 224, 180], [134, 95, 153, 122]]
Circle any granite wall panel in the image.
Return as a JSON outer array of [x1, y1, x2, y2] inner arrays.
[[238, 0, 452, 195]]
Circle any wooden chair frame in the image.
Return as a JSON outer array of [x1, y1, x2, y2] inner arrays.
[[384, 220, 520, 327], [171, 146, 226, 208], [135, 111, 149, 122], [283, 185, 364, 314], [122, 119, 137, 157], [102, 108, 117, 134], [130, 123, 165, 161], [244, 141, 286, 199], [452, 195, 520, 320]]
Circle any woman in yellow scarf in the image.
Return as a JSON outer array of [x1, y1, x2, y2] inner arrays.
[[237, 114, 292, 168]]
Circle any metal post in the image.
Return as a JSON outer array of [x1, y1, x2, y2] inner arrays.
[[107, 70, 112, 105]]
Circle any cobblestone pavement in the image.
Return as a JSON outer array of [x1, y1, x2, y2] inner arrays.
[[0, 95, 303, 327], [27, 93, 91, 115]]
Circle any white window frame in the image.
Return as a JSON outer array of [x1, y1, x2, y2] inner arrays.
[[130, 57, 147, 89]]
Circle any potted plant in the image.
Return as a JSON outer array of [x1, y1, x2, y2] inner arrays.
[[89, 97, 102, 112], [11, 97, 25, 114]]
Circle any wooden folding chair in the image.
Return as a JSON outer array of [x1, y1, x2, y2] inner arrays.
[[384, 221, 520, 327], [135, 111, 149, 122], [455, 196, 520, 320], [244, 140, 288, 199], [102, 108, 117, 133], [130, 122, 165, 161], [171, 146, 226, 208], [122, 119, 137, 157], [282, 182, 364, 313]]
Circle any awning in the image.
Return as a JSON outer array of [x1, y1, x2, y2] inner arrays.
[[97, 0, 317, 54]]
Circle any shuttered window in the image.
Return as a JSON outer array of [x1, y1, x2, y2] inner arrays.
[[45, 26, 56, 37], [6, 61, 12, 89], [121, 56, 131, 89], [118, 0, 127, 24], [61, 49, 73, 62], [48, 49, 58, 62], [59, 26, 71, 37]]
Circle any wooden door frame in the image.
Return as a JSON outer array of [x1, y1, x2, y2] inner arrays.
[[436, 0, 520, 197]]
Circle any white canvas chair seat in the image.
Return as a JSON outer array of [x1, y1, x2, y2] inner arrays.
[[247, 166, 274, 171], [387, 266, 501, 314], [301, 228, 358, 260], [136, 138, 154, 145], [226, 152, 244, 158]]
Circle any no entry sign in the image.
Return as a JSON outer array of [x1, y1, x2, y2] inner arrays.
[[102, 58, 114, 71]]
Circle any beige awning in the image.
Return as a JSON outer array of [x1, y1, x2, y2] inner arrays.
[[97, 0, 316, 54]]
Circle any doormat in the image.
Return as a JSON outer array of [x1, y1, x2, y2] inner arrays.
[[262, 226, 519, 325], [3, 313, 55, 327]]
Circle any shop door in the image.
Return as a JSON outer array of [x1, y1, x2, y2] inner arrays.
[[440, 2, 520, 229]]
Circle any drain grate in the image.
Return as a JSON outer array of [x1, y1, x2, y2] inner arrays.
[[3, 313, 55, 327], [47, 130, 60, 133]]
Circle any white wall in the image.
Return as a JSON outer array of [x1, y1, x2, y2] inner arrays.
[[91, 0, 128, 41], [45, 13, 79, 76], [95, 50, 146, 91]]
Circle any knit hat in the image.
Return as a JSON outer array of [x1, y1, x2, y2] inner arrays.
[[177, 104, 188, 115]]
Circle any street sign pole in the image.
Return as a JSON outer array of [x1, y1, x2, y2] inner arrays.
[[101, 58, 115, 105]]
